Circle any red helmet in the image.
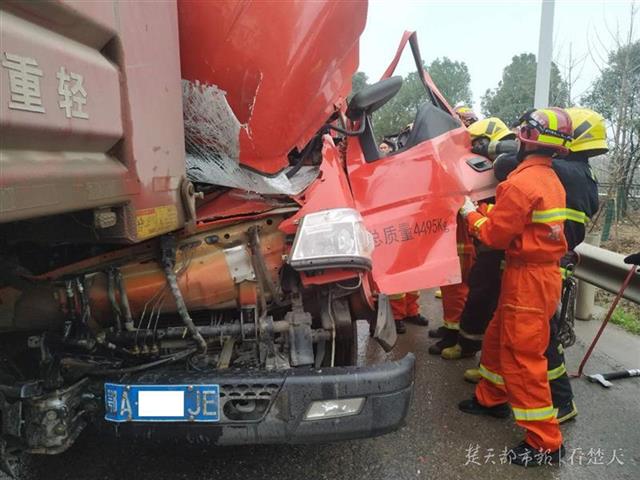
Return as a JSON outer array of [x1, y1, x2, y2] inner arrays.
[[516, 108, 573, 154], [454, 106, 478, 127]]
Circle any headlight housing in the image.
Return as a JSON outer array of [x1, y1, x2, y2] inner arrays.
[[289, 208, 374, 271]]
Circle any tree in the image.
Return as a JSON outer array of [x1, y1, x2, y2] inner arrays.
[[372, 70, 426, 138], [370, 58, 472, 138], [481, 53, 569, 125], [582, 35, 640, 217], [350, 71, 369, 99], [427, 57, 473, 106], [349, 58, 473, 139]]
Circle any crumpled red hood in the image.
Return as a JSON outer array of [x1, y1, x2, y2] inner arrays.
[[178, 0, 368, 174]]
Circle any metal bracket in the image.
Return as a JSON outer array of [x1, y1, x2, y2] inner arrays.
[[180, 177, 204, 234]]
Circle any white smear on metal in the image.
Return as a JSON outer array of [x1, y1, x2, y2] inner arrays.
[[182, 80, 318, 195]]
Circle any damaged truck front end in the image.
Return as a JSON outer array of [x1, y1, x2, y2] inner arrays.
[[0, 0, 495, 470]]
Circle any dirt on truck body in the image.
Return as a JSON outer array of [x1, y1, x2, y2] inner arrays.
[[0, 0, 495, 473]]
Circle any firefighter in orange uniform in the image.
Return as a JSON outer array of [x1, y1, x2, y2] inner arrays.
[[389, 291, 428, 334], [428, 106, 479, 352], [458, 108, 572, 466], [427, 215, 475, 353]]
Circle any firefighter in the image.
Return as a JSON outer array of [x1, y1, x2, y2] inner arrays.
[[539, 106, 603, 421], [454, 105, 478, 127], [427, 215, 474, 354], [458, 108, 573, 466], [439, 118, 514, 361], [427, 108, 480, 351], [457, 108, 604, 426], [390, 291, 428, 334]]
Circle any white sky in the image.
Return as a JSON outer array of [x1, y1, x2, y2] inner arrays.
[[358, 0, 638, 114]]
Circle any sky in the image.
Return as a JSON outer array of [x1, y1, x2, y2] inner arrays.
[[358, 0, 638, 114]]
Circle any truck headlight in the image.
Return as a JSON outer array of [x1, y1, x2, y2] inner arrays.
[[289, 208, 374, 271]]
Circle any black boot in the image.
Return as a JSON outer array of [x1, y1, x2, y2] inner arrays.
[[509, 441, 565, 467], [404, 314, 429, 326], [428, 328, 458, 355], [395, 320, 406, 334], [458, 396, 511, 419], [428, 326, 447, 338], [556, 400, 578, 424]]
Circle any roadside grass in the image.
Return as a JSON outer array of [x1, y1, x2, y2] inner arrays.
[[611, 306, 640, 335]]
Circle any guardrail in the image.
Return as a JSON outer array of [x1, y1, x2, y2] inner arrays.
[[574, 243, 640, 304]]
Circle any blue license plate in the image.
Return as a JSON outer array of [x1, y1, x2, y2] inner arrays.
[[104, 383, 220, 422]]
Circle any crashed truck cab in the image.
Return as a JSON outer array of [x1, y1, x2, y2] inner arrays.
[[0, 0, 496, 463]]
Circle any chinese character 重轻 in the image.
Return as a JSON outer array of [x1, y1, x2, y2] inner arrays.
[[57, 66, 89, 119], [2, 52, 45, 113]]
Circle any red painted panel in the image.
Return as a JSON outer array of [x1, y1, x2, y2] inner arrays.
[[278, 135, 354, 236], [347, 132, 469, 294], [178, 0, 368, 174]]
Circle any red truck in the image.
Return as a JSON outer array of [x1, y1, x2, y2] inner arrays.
[[0, 0, 494, 470]]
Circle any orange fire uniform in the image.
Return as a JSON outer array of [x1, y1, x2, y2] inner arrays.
[[440, 216, 475, 330], [466, 155, 567, 451], [390, 291, 420, 320]]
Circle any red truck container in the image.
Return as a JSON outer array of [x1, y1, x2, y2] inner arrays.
[[0, 0, 495, 469]]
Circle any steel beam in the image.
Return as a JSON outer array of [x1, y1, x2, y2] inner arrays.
[[574, 243, 640, 304]]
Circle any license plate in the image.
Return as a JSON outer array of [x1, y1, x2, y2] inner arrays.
[[104, 383, 220, 422]]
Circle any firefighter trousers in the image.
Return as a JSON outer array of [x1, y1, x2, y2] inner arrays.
[[458, 249, 504, 352], [390, 291, 420, 321], [475, 262, 563, 451]]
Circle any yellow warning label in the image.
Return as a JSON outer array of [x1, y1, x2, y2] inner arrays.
[[136, 205, 179, 240]]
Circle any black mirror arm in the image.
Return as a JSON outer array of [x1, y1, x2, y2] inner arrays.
[[325, 113, 366, 137]]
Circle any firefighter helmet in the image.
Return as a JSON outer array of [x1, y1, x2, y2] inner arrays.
[[516, 107, 573, 154], [468, 117, 515, 143], [454, 106, 478, 127], [565, 107, 608, 156]]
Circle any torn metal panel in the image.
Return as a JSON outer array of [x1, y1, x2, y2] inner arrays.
[[183, 80, 319, 195]]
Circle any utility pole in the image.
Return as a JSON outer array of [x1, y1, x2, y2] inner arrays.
[[534, 0, 555, 108]]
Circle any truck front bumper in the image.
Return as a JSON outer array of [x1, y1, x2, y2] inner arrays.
[[102, 354, 415, 445]]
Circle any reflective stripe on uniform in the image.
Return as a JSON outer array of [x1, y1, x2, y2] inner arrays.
[[547, 364, 567, 381], [560, 266, 575, 279], [459, 328, 484, 341], [474, 217, 488, 229], [565, 208, 587, 223], [443, 320, 460, 330], [512, 405, 557, 422], [531, 208, 587, 224], [486, 203, 495, 212], [479, 364, 504, 385], [388, 293, 406, 300], [532, 208, 568, 223]]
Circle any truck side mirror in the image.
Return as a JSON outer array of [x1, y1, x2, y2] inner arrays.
[[346, 76, 403, 120], [346, 77, 403, 162]]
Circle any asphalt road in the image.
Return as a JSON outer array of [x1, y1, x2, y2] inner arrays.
[[7, 293, 640, 480]]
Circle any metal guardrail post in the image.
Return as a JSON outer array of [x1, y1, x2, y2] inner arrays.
[[575, 233, 601, 320], [574, 241, 640, 317]]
